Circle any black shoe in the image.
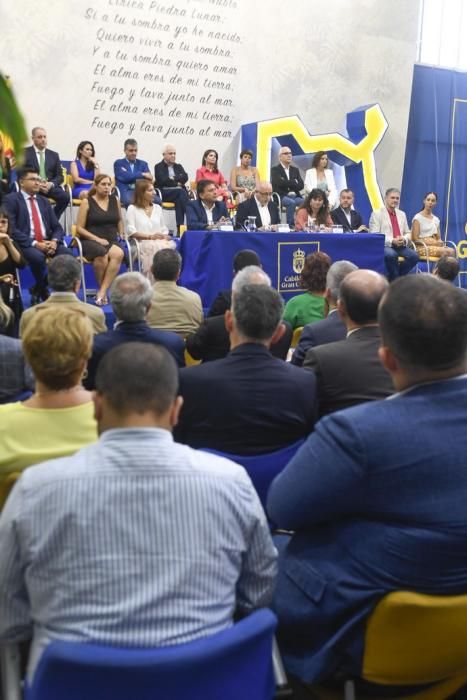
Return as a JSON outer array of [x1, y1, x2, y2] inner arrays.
[[28, 286, 41, 306]]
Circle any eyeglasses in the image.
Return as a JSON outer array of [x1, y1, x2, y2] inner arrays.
[[23, 177, 41, 182], [281, 151, 292, 155]]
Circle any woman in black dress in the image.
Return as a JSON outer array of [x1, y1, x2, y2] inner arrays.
[[0, 206, 25, 336], [76, 173, 124, 306]]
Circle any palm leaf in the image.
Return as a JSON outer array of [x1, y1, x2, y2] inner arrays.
[[0, 73, 27, 162]]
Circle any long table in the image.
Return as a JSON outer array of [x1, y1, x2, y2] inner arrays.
[[179, 231, 385, 308]]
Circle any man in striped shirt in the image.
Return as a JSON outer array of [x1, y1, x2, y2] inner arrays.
[[0, 343, 277, 680]]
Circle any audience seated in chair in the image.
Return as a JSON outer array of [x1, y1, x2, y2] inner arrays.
[[291, 260, 357, 367], [146, 248, 203, 336], [0, 205, 25, 335], [0, 342, 277, 683], [303, 269, 394, 416], [433, 254, 460, 283], [208, 249, 261, 317], [0, 295, 33, 405], [153, 143, 190, 231], [85, 271, 185, 390], [113, 138, 158, 208], [23, 127, 69, 220], [268, 274, 467, 686], [270, 147, 304, 229], [175, 273, 317, 454], [283, 251, 331, 330], [20, 255, 106, 336], [70, 140, 100, 200]]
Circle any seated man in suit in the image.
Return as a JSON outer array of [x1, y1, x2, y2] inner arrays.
[[369, 187, 419, 281], [23, 127, 68, 220], [0, 296, 33, 403], [114, 138, 157, 207], [268, 274, 467, 685], [186, 179, 229, 230], [4, 167, 72, 302], [270, 147, 304, 228], [208, 248, 261, 317], [291, 260, 357, 366], [20, 255, 106, 336], [235, 181, 280, 230], [186, 265, 293, 362], [154, 143, 189, 230], [85, 271, 185, 389], [175, 281, 317, 455], [303, 269, 393, 416], [331, 189, 368, 232], [0, 342, 276, 681]]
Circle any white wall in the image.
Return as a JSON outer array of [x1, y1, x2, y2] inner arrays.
[[0, 0, 419, 189]]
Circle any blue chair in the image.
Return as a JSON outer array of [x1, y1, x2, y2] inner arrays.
[[25, 609, 277, 700], [202, 439, 305, 508]]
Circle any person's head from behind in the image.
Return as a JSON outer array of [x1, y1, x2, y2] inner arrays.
[[338, 269, 388, 326], [151, 249, 182, 282], [378, 275, 467, 390], [434, 255, 459, 283], [231, 265, 271, 294], [110, 272, 153, 322], [94, 343, 181, 433], [325, 260, 358, 307], [22, 307, 93, 391], [48, 254, 82, 293], [233, 249, 261, 275], [227, 283, 284, 347], [300, 251, 332, 294]]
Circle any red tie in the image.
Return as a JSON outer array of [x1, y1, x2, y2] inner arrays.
[[29, 196, 43, 242]]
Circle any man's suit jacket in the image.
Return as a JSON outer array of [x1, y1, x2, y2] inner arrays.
[[331, 207, 365, 232], [113, 158, 150, 196], [268, 375, 467, 682], [175, 343, 317, 454], [4, 192, 65, 250], [207, 289, 231, 317], [0, 335, 34, 403], [20, 292, 107, 336], [186, 199, 229, 230], [154, 160, 188, 188], [291, 310, 346, 366], [23, 146, 63, 187], [84, 320, 185, 390], [369, 206, 411, 245], [186, 318, 293, 363], [235, 197, 280, 229], [270, 164, 304, 197], [303, 325, 393, 416]]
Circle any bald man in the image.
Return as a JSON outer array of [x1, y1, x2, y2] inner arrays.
[[154, 144, 189, 230], [270, 147, 304, 228], [235, 181, 280, 230], [303, 269, 394, 416]]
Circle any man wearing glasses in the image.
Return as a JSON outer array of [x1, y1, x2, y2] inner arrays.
[[270, 147, 304, 228], [235, 181, 280, 230], [4, 167, 71, 303]]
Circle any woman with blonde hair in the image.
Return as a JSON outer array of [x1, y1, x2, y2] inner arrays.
[[0, 306, 98, 482]]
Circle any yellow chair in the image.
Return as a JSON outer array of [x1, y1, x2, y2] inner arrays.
[[343, 590, 467, 700], [184, 348, 201, 366], [0, 471, 21, 511], [291, 326, 304, 349]]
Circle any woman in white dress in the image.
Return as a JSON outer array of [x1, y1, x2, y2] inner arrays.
[[411, 191, 451, 258], [126, 180, 175, 281], [304, 151, 338, 209]]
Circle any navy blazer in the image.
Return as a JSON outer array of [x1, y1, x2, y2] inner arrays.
[[235, 197, 280, 229], [270, 164, 304, 197], [331, 207, 365, 232], [175, 342, 317, 454], [84, 321, 185, 390], [154, 160, 188, 188], [113, 158, 151, 195], [186, 199, 229, 230], [268, 375, 467, 682], [291, 311, 346, 366], [4, 192, 65, 250], [23, 146, 63, 187]]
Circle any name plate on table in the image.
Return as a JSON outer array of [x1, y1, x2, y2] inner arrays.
[[277, 223, 290, 233], [218, 224, 234, 231]]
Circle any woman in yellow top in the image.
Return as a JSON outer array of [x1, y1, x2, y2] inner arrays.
[[0, 306, 98, 506]]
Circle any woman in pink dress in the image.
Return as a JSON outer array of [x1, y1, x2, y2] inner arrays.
[[195, 149, 229, 202]]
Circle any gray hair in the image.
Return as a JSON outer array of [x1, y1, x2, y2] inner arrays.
[[231, 265, 271, 294], [233, 284, 283, 341], [110, 272, 153, 322], [326, 260, 358, 303], [48, 255, 81, 291], [385, 187, 400, 197]]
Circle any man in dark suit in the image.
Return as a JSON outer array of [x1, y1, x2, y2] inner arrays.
[[113, 139, 157, 207], [303, 269, 393, 416], [175, 282, 316, 455], [85, 272, 185, 389], [270, 147, 304, 228], [291, 260, 357, 366], [23, 127, 68, 219], [331, 188, 368, 232], [154, 143, 189, 229], [208, 248, 261, 317], [235, 181, 280, 230], [186, 180, 229, 230], [268, 275, 467, 684], [4, 167, 71, 301]]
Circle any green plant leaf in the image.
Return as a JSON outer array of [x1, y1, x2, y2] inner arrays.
[[0, 73, 27, 161]]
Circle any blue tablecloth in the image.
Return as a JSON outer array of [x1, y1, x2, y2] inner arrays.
[[179, 231, 385, 308]]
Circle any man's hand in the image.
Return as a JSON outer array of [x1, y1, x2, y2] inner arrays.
[[38, 181, 49, 195], [392, 238, 406, 248], [35, 241, 49, 253], [142, 172, 153, 181]]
